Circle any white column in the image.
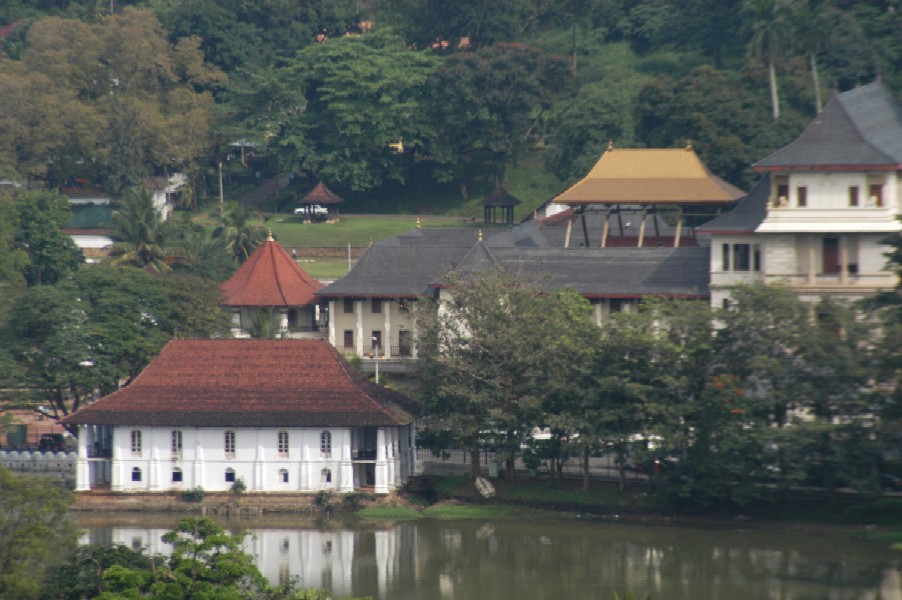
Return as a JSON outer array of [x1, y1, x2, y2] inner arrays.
[[355, 301, 364, 356], [193, 432, 205, 490], [279, 309, 289, 336], [328, 301, 336, 346], [254, 432, 265, 491], [389, 428, 399, 488], [300, 440, 311, 491], [149, 445, 161, 491], [840, 235, 849, 284], [111, 429, 122, 491], [384, 303, 392, 359], [76, 425, 91, 491], [340, 431, 354, 492], [807, 236, 817, 285], [375, 428, 389, 494]]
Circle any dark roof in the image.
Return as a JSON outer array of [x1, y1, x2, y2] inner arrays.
[[438, 245, 710, 298], [482, 186, 522, 207], [221, 237, 323, 307], [755, 81, 902, 170], [61, 340, 419, 428], [317, 228, 501, 298], [300, 181, 344, 204], [695, 174, 769, 235]]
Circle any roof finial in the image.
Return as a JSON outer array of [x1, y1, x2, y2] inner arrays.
[[686, 139, 693, 150], [416, 217, 421, 229], [478, 229, 483, 242], [607, 139, 614, 151], [267, 228, 274, 241]]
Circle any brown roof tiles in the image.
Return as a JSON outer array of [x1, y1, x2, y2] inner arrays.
[[221, 239, 323, 307], [61, 340, 419, 428]]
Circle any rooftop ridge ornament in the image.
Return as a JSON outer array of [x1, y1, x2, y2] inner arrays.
[[267, 229, 274, 242], [478, 229, 483, 242], [607, 140, 614, 151], [416, 217, 421, 229], [686, 139, 693, 150]]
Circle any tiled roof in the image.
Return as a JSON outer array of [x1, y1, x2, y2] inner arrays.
[[554, 147, 744, 205], [317, 228, 500, 298], [482, 186, 522, 207], [61, 340, 419, 428], [695, 174, 769, 235], [221, 238, 323, 307], [300, 181, 344, 204], [438, 245, 710, 298], [755, 81, 902, 169]]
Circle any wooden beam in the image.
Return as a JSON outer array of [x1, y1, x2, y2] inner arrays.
[[674, 218, 682, 247], [601, 209, 610, 247], [637, 207, 647, 247]]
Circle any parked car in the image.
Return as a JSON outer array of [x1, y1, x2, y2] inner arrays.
[[880, 474, 902, 492], [294, 204, 328, 216]]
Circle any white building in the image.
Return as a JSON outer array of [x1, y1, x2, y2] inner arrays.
[[62, 339, 419, 494], [701, 81, 902, 306]]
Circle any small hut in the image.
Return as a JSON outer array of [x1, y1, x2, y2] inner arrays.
[[482, 185, 522, 225], [298, 181, 344, 222]]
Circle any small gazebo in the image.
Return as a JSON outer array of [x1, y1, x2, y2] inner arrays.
[[481, 185, 522, 225], [298, 181, 344, 222]]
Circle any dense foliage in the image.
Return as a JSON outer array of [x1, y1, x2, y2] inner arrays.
[[0, 0, 900, 204], [417, 273, 900, 507]]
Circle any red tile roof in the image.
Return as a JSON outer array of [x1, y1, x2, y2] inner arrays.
[[61, 340, 419, 428], [221, 238, 323, 307], [300, 181, 344, 204]]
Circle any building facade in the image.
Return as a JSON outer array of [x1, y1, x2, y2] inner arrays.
[[62, 340, 419, 494]]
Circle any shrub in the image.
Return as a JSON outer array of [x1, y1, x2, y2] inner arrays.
[[343, 492, 362, 510], [230, 478, 247, 496], [314, 490, 332, 506], [181, 487, 205, 503]]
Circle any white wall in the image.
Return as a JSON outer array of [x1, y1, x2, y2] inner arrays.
[[96, 424, 416, 494]]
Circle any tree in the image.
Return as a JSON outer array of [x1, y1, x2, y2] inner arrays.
[[14, 189, 83, 286], [0, 9, 224, 192], [743, 0, 793, 119], [426, 42, 569, 199], [99, 517, 267, 598], [1, 265, 231, 421], [252, 31, 439, 193], [414, 272, 594, 479], [789, 0, 833, 112], [0, 194, 28, 317], [42, 544, 156, 600], [109, 187, 169, 271], [0, 466, 75, 598], [213, 202, 265, 264]]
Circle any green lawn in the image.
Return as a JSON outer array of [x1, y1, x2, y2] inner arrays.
[[294, 257, 354, 281], [266, 215, 466, 249]]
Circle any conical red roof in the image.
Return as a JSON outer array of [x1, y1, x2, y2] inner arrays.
[[301, 181, 344, 204], [221, 237, 323, 307]]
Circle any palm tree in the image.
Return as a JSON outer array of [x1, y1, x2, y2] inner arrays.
[[790, 0, 833, 113], [109, 187, 169, 271], [214, 202, 265, 264], [743, 0, 793, 120]]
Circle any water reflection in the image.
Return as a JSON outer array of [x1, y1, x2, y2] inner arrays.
[[75, 514, 902, 600]]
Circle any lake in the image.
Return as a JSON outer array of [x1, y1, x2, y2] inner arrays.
[[74, 513, 902, 600]]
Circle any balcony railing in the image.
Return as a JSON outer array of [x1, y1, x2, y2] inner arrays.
[[353, 449, 377, 461]]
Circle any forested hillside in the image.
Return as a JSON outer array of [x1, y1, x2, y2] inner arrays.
[[0, 0, 900, 204]]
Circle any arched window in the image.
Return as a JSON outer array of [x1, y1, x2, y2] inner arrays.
[[279, 468, 289, 483], [224, 430, 236, 457], [278, 431, 289, 456], [171, 430, 182, 458], [131, 467, 142, 482], [225, 468, 236, 483], [320, 431, 331, 458], [321, 468, 332, 484], [172, 468, 183, 483]]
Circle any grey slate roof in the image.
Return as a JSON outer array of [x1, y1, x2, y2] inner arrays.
[[438, 245, 710, 298], [755, 81, 902, 169], [316, 227, 504, 298], [695, 174, 769, 235]]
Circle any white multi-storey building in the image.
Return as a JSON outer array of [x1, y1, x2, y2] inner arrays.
[[701, 81, 902, 305]]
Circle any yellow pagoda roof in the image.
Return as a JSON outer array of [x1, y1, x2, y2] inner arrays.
[[553, 147, 744, 205]]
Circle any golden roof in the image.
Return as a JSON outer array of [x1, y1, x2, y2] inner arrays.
[[554, 147, 744, 205]]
